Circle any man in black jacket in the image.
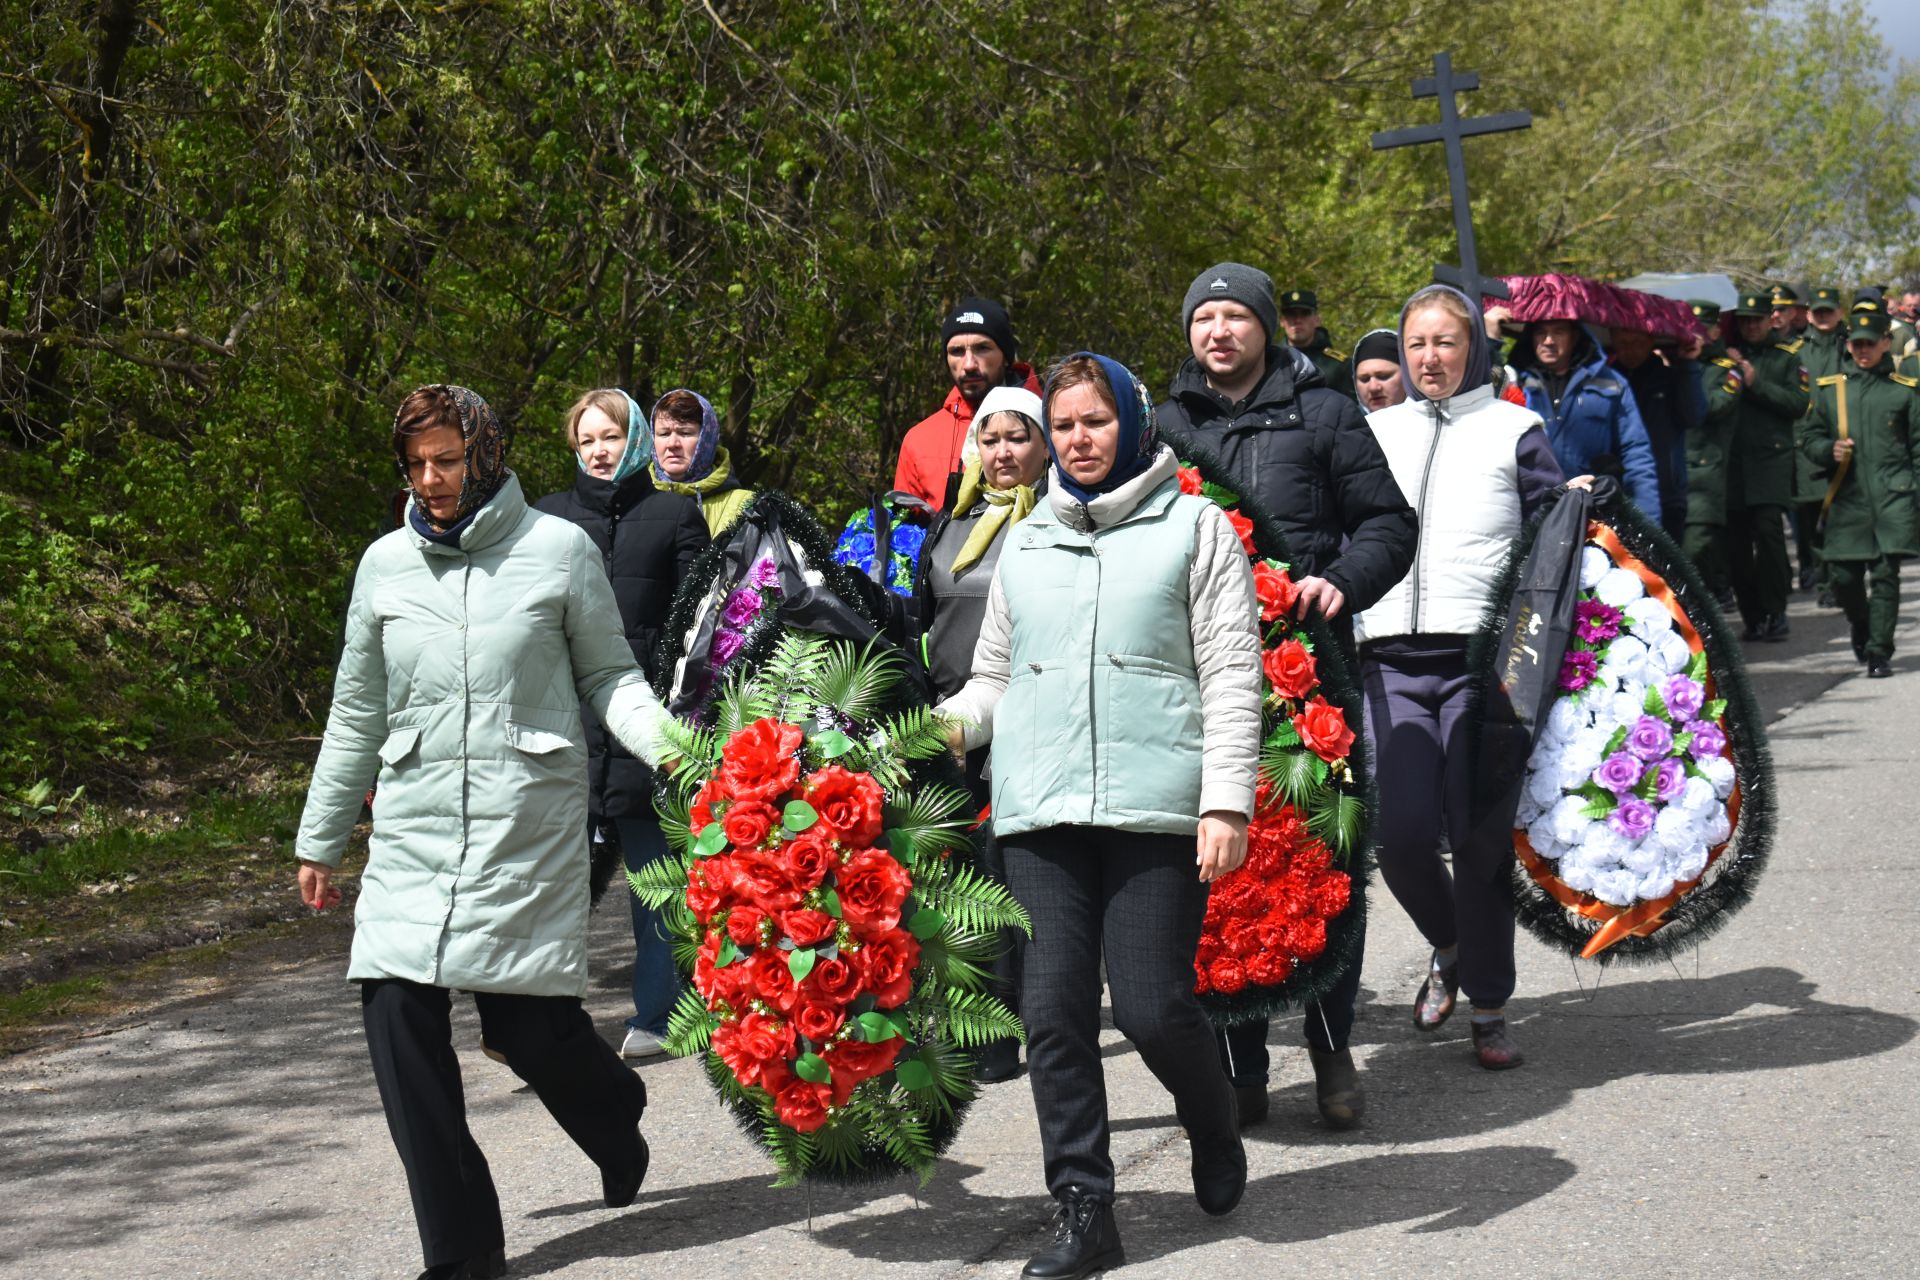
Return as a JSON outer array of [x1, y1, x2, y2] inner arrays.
[[1156, 261, 1417, 1132]]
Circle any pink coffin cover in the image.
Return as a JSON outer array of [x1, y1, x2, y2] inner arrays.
[[1486, 273, 1701, 342]]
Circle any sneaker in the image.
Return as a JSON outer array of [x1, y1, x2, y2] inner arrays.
[[621, 1028, 667, 1059]]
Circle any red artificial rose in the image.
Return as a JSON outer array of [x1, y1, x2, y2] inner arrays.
[[689, 777, 726, 834], [1208, 956, 1248, 994], [1178, 465, 1205, 496], [777, 907, 837, 948], [734, 1011, 799, 1087], [748, 949, 802, 1013], [1225, 508, 1258, 556], [757, 1057, 795, 1097], [725, 904, 768, 948], [1284, 917, 1328, 961], [1292, 695, 1356, 763], [825, 1035, 901, 1086], [803, 766, 886, 846], [722, 800, 779, 851], [1246, 950, 1295, 986], [710, 1018, 749, 1078], [857, 928, 922, 1009], [1251, 561, 1300, 623], [718, 718, 806, 803], [773, 1078, 832, 1133], [732, 849, 801, 914], [1262, 639, 1318, 701], [696, 930, 754, 1008], [837, 848, 913, 939], [1309, 871, 1351, 918], [685, 853, 735, 922], [793, 1002, 845, 1044], [805, 955, 863, 1005], [783, 830, 837, 891], [693, 930, 724, 1004]]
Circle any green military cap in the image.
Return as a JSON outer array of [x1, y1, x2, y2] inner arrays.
[[1770, 283, 1801, 308], [1848, 309, 1891, 340], [1731, 292, 1771, 317], [1689, 299, 1722, 325], [1853, 286, 1884, 312], [1279, 288, 1319, 313], [1809, 286, 1842, 312]]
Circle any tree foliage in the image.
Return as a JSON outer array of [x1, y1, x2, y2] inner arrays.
[[1, 0, 1914, 790]]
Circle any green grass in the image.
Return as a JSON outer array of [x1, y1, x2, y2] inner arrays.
[[0, 973, 110, 1027], [0, 784, 305, 901]]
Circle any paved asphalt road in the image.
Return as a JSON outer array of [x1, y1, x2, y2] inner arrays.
[[3, 583, 1915, 1279]]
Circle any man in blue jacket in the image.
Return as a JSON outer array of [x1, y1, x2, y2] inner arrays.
[[1511, 319, 1664, 524]]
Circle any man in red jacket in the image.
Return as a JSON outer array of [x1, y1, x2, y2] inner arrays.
[[893, 296, 1042, 510]]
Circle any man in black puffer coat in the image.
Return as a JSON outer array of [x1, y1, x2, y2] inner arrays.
[[1156, 261, 1417, 1134]]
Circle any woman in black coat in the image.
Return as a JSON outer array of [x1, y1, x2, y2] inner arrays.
[[535, 388, 708, 1059]]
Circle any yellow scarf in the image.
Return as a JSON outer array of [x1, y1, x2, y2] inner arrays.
[[948, 458, 1038, 577], [651, 446, 735, 497]]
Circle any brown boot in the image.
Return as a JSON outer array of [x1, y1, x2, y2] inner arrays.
[[1308, 1046, 1364, 1129]]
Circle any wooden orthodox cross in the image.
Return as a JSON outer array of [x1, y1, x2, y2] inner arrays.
[[1371, 52, 1532, 302]]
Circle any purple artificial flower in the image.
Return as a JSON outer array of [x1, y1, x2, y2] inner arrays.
[[1558, 650, 1600, 692], [1650, 758, 1686, 803], [1661, 674, 1706, 720], [749, 554, 782, 591], [1574, 599, 1624, 644], [1685, 719, 1728, 759], [1608, 797, 1657, 841], [720, 586, 764, 629], [712, 629, 747, 666], [1593, 751, 1645, 796], [1626, 715, 1674, 762]]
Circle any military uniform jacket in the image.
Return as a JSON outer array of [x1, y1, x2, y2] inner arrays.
[[1796, 359, 1920, 561], [1725, 339, 1810, 510], [1685, 342, 1744, 529], [1301, 328, 1355, 398], [1793, 328, 1848, 503]]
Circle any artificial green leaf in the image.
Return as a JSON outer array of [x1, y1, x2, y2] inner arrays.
[[1687, 649, 1709, 681], [811, 730, 854, 758], [1643, 686, 1668, 718], [794, 1052, 831, 1084], [788, 946, 817, 982], [1702, 699, 1728, 721], [821, 887, 843, 918], [782, 800, 819, 832], [1579, 793, 1618, 820], [694, 822, 728, 857], [907, 907, 945, 940], [717, 936, 742, 967], [1604, 725, 1629, 756], [894, 1058, 934, 1091], [856, 1011, 900, 1041], [1672, 731, 1694, 754]]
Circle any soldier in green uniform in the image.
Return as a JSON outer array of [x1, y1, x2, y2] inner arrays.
[[1279, 287, 1355, 398], [1792, 287, 1849, 599], [1684, 301, 1743, 604], [1772, 283, 1810, 340], [1797, 308, 1920, 678], [1724, 291, 1811, 642]]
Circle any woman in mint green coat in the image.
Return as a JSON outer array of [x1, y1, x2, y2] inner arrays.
[[295, 385, 671, 1280], [940, 353, 1263, 1279]]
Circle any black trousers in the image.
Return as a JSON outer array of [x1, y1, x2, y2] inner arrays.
[[1728, 503, 1790, 625], [1003, 825, 1236, 1200], [361, 978, 647, 1268], [1360, 647, 1516, 1008]]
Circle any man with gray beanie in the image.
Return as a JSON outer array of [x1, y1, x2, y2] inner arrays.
[[1155, 260, 1417, 1134], [893, 295, 1043, 510]]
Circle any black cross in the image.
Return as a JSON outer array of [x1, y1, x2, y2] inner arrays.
[[1371, 52, 1532, 303]]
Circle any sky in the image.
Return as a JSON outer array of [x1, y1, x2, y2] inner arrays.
[[1862, 0, 1919, 72]]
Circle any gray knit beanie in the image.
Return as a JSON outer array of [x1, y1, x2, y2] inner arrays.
[[1182, 262, 1278, 341]]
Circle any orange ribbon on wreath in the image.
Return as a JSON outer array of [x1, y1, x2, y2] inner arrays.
[[1511, 520, 1743, 958]]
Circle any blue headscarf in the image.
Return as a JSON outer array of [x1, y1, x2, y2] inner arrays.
[[649, 388, 722, 483], [1398, 284, 1493, 404], [1042, 352, 1160, 505], [575, 389, 651, 483]]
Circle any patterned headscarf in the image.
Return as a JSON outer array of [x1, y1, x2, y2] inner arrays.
[[649, 388, 722, 483], [392, 384, 511, 523], [1042, 352, 1159, 505], [575, 388, 651, 484]]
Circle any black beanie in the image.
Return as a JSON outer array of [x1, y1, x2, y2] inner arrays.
[[1182, 262, 1278, 340], [941, 296, 1018, 361], [1352, 329, 1400, 366]]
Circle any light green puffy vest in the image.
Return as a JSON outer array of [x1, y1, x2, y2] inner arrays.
[[989, 475, 1212, 837]]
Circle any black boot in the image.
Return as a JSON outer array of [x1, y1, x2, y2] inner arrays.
[[418, 1249, 506, 1280], [1232, 1081, 1269, 1128], [1024, 1188, 1123, 1279], [601, 1128, 650, 1209], [975, 1037, 1023, 1084]]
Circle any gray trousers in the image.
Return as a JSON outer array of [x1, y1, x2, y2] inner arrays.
[[1003, 825, 1236, 1200]]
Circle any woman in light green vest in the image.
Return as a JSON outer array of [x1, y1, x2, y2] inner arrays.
[[940, 353, 1263, 1278], [650, 387, 755, 539]]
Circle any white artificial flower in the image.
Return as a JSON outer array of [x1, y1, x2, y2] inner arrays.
[[1699, 754, 1736, 799], [1621, 837, 1667, 874], [1623, 596, 1674, 637], [1526, 816, 1564, 861], [1703, 807, 1732, 846], [1556, 726, 1611, 790], [1649, 630, 1693, 676], [1548, 794, 1592, 846], [1633, 869, 1678, 902], [1526, 765, 1563, 811], [1590, 867, 1640, 907], [1576, 822, 1629, 867], [1675, 846, 1710, 881], [1580, 546, 1612, 589], [1594, 566, 1647, 608], [1559, 858, 1597, 892], [1652, 803, 1702, 854], [1677, 775, 1717, 816], [1608, 685, 1649, 729], [1547, 695, 1593, 743]]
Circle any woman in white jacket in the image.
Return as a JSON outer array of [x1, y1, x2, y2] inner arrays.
[[1354, 286, 1579, 1071]]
